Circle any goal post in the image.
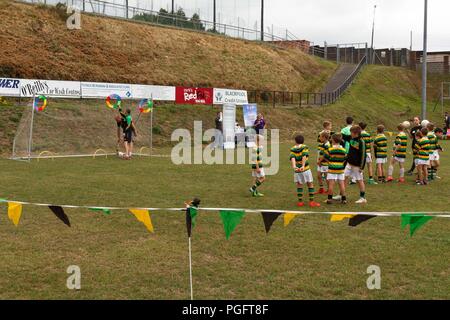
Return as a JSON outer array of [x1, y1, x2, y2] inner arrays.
[[11, 94, 156, 161]]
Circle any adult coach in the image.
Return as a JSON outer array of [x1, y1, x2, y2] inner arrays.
[[214, 111, 223, 149], [407, 116, 422, 175], [341, 116, 353, 153], [254, 113, 266, 134]]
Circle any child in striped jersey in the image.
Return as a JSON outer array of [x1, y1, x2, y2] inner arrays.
[[324, 134, 348, 205], [374, 125, 388, 183], [433, 128, 445, 179], [416, 128, 431, 185], [359, 122, 376, 185], [249, 135, 266, 197], [387, 124, 408, 183], [426, 123, 439, 180], [290, 135, 321, 208], [316, 131, 331, 194]]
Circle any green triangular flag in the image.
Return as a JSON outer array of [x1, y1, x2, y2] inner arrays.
[[0, 198, 7, 203], [220, 210, 245, 240], [401, 214, 434, 237], [89, 207, 112, 215]]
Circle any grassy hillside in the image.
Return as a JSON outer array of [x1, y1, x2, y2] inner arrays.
[[0, 1, 334, 92]]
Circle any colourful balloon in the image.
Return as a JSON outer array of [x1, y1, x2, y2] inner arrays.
[[34, 95, 47, 112], [106, 94, 122, 109], [138, 98, 153, 113]]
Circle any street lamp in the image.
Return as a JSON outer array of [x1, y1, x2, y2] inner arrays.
[[422, 0, 428, 120], [370, 4, 377, 64]]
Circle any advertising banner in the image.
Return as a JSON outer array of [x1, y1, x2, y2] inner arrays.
[[131, 84, 175, 101], [81, 82, 132, 98], [213, 88, 248, 105], [175, 87, 213, 105], [242, 104, 258, 128], [19, 79, 81, 98], [222, 104, 237, 149], [0, 78, 21, 97]]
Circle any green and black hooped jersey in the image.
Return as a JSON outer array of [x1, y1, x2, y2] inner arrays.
[[418, 137, 431, 160], [251, 146, 263, 169], [393, 132, 408, 158], [290, 144, 310, 171], [427, 132, 438, 153], [361, 131, 373, 154], [324, 145, 347, 174], [318, 141, 331, 166], [374, 134, 388, 158]]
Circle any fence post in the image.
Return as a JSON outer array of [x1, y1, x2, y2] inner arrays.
[[125, 0, 128, 19], [324, 41, 328, 60], [336, 44, 340, 63], [365, 42, 369, 63], [273, 91, 276, 108], [299, 93, 302, 107]]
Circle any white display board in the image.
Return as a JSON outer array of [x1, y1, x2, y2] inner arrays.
[[222, 104, 237, 149], [214, 88, 248, 105], [131, 84, 176, 101], [80, 82, 132, 98]]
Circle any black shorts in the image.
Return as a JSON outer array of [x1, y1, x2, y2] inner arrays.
[[124, 130, 133, 143]]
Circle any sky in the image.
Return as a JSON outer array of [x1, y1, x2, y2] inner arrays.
[[125, 0, 450, 51]]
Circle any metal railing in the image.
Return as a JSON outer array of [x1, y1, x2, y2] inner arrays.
[[24, 0, 300, 42], [248, 56, 367, 107]]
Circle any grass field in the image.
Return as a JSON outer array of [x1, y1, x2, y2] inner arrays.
[[0, 141, 449, 300]]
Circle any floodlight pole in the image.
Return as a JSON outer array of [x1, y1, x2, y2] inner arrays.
[[261, 0, 264, 41], [213, 0, 216, 32], [370, 5, 377, 64], [421, 0, 428, 120]]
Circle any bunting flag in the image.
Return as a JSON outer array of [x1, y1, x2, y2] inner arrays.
[[186, 207, 198, 238], [7, 202, 22, 226], [129, 209, 154, 233], [49, 206, 71, 227], [220, 210, 245, 240], [284, 213, 301, 227], [330, 214, 356, 222], [348, 215, 376, 227], [401, 214, 435, 237], [89, 207, 112, 215], [261, 212, 282, 233]]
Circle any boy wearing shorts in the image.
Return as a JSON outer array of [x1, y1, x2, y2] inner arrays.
[[387, 124, 408, 183], [324, 134, 348, 205], [316, 131, 331, 194], [374, 125, 388, 183], [249, 135, 265, 197], [416, 128, 431, 185], [290, 135, 321, 208], [426, 123, 438, 180], [344, 125, 367, 204], [359, 122, 376, 185], [433, 128, 445, 179]]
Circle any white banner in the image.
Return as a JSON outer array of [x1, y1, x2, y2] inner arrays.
[[222, 104, 237, 149], [213, 88, 248, 105], [19, 79, 81, 98], [0, 78, 21, 97], [81, 82, 132, 99], [131, 84, 175, 101]]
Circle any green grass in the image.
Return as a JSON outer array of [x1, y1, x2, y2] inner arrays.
[[0, 141, 449, 300]]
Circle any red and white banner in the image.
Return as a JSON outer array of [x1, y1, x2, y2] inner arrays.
[[175, 87, 213, 105]]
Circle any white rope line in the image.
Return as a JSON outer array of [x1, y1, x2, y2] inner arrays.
[[1, 199, 450, 217]]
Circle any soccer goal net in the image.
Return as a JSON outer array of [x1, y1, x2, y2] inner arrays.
[[11, 97, 155, 160]]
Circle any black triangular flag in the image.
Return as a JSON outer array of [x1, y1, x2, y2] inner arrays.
[[186, 208, 192, 238], [261, 212, 282, 233], [49, 206, 71, 227], [348, 215, 376, 227]]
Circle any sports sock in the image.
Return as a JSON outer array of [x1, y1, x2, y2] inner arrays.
[[399, 168, 405, 178], [388, 165, 394, 177], [308, 188, 315, 201], [252, 180, 262, 191], [297, 188, 303, 201], [342, 195, 347, 202], [360, 191, 366, 199]]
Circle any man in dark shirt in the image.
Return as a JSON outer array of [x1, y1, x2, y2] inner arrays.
[[407, 116, 422, 175]]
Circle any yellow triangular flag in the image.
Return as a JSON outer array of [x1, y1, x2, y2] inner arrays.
[[284, 212, 302, 227], [8, 202, 22, 226], [129, 209, 154, 233], [330, 214, 356, 222]]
